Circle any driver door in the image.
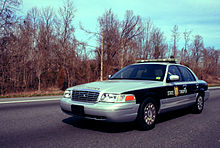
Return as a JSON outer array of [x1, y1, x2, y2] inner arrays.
[[160, 65, 188, 111]]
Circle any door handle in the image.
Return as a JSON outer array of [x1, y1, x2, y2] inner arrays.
[[183, 85, 187, 88]]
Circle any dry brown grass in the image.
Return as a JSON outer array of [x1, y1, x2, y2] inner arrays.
[[0, 87, 64, 98], [203, 75, 220, 86]]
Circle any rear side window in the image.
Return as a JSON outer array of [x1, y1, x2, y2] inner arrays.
[[178, 66, 196, 81]]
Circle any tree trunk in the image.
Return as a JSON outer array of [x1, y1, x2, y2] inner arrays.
[[37, 73, 41, 92]]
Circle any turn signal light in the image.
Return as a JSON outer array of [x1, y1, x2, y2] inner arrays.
[[125, 95, 135, 101]]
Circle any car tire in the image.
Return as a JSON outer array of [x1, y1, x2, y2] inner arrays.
[[136, 98, 157, 130], [192, 95, 204, 114]]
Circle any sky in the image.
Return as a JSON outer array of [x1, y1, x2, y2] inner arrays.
[[21, 0, 220, 50]]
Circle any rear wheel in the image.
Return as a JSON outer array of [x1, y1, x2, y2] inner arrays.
[[192, 95, 204, 114], [137, 98, 157, 130]]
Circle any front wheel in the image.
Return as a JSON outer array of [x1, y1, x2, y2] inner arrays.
[[192, 95, 204, 114], [136, 98, 157, 130]]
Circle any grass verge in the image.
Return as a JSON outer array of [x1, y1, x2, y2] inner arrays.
[[0, 89, 64, 98], [208, 84, 220, 87]]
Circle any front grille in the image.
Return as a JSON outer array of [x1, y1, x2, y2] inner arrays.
[[71, 90, 99, 103]]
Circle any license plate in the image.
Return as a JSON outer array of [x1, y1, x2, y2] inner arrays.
[[71, 105, 84, 116]]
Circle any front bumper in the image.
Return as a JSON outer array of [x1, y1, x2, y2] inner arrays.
[[60, 97, 139, 122]]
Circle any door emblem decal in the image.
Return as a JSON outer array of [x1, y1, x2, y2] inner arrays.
[[174, 86, 179, 96]]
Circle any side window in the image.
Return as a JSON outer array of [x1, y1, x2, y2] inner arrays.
[[178, 66, 196, 82], [167, 66, 182, 81]]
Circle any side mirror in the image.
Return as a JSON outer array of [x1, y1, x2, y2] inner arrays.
[[168, 75, 179, 82], [108, 75, 112, 79]]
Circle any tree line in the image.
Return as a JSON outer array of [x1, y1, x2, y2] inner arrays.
[[0, 0, 219, 94]]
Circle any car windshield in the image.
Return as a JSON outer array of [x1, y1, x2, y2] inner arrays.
[[111, 64, 166, 81]]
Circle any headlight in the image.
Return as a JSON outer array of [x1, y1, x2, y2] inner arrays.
[[63, 90, 71, 98], [100, 93, 135, 103]]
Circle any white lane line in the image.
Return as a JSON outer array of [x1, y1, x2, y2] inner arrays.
[[0, 98, 60, 104]]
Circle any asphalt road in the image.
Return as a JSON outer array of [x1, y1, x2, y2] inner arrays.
[[0, 90, 220, 148]]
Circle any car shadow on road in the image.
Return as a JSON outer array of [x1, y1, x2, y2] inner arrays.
[[156, 107, 192, 124], [62, 116, 136, 133], [62, 107, 193, 133]]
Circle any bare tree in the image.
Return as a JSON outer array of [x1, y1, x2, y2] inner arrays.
[[202, 47, 219, 75], [150, 27, 167, 59], [0, 0, 22, 94], [191, 35, 204, 64], [171, 25, 180, 58], [181, 29, 192, 63], [58, 0, 76, 87], [27, 7, 39, 48], [0, 0, 22, 36], [136, 18, 153, 59], [97, 9, 120, 77], [33, 7, 55, 91], [97, 9, 144, 77], [120, 10, 144, 68]]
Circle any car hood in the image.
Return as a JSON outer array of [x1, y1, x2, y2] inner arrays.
[[67, 80, 164, 94]]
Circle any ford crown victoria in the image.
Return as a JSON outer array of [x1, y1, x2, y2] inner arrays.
[[60, 59, 209, 130]]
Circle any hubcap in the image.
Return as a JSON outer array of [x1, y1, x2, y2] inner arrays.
[[144, 103, 156, 125], [197, 96, 203, 110]]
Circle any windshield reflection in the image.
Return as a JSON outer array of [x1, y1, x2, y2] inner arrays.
[[110, 64, 166, 81]]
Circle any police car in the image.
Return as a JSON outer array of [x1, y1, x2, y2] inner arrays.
[[60, 59, 209, 130]]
